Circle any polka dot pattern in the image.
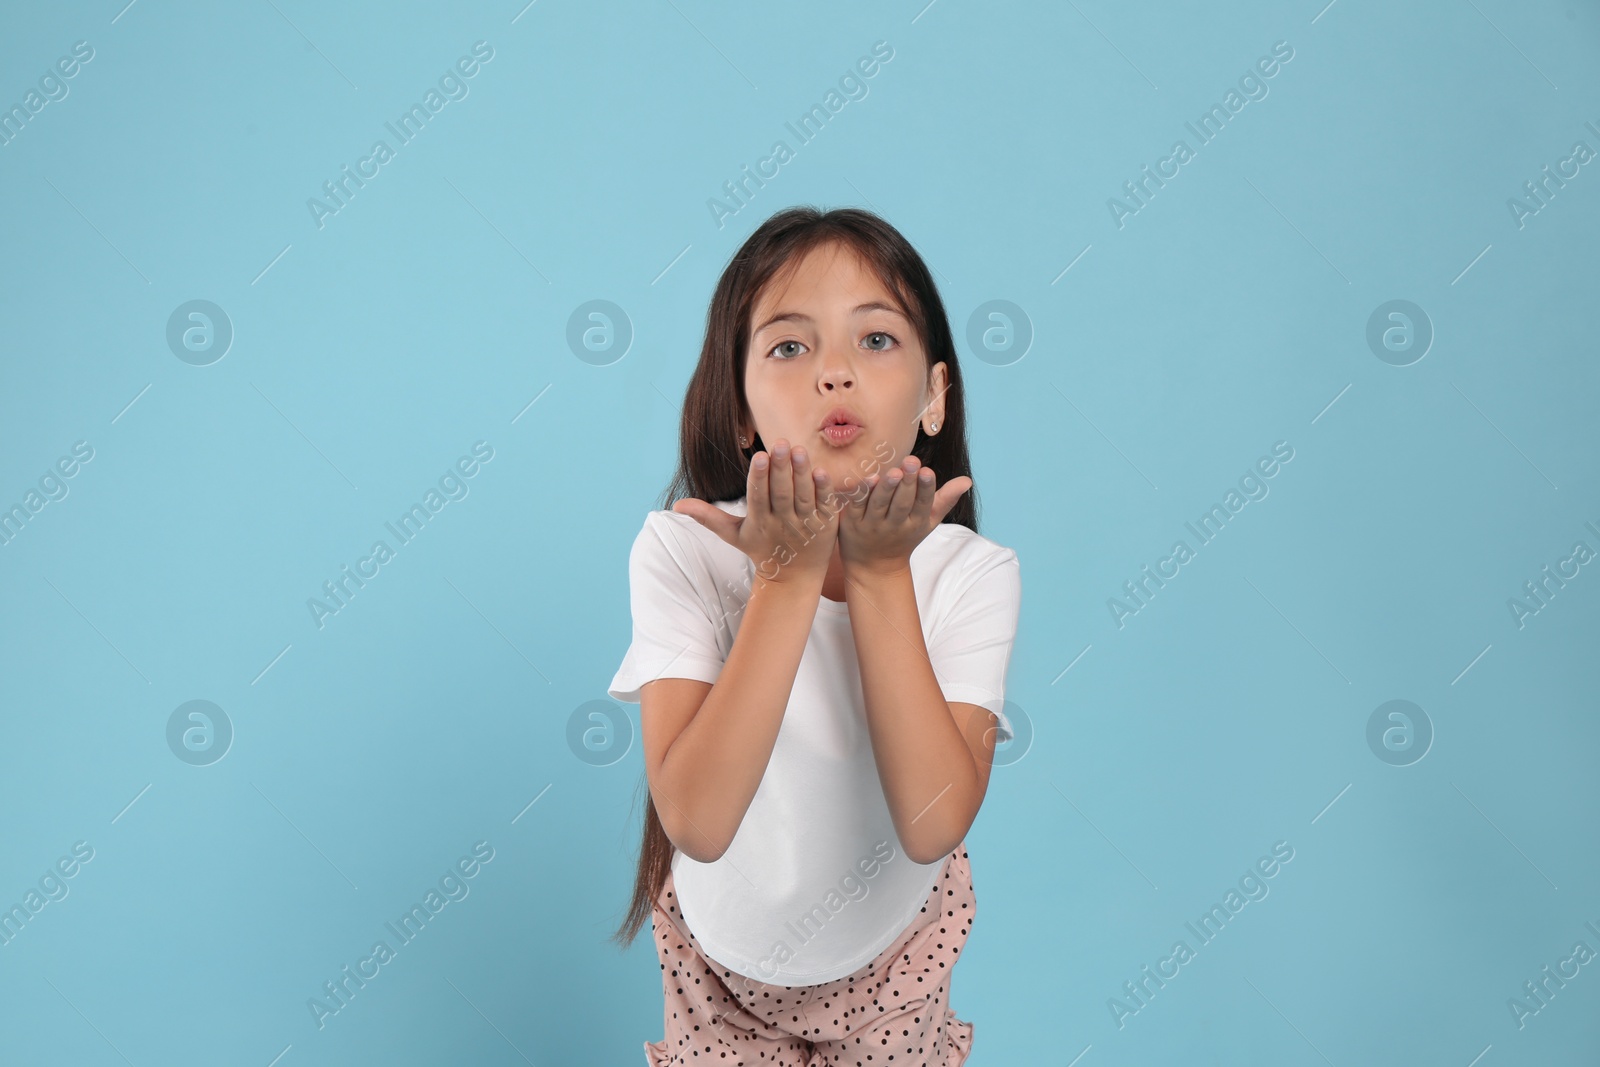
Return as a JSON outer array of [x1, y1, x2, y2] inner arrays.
[[643, 843, 976, 1066]]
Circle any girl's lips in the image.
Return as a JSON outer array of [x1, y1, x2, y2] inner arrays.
[[820, 424, 861, 446]]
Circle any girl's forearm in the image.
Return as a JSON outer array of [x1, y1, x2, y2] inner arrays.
[[654, 574, 822, 863], [845, 565, 983, 865]]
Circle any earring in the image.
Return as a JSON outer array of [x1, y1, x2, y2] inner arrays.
[[929, 421, 940, 434], [739, 435, 749, 447]]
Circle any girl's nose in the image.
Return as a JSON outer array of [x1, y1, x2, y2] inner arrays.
[[816, 347, 855, 389]]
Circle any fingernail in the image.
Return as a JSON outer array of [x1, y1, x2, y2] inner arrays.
[[754, 455, 768, 468]]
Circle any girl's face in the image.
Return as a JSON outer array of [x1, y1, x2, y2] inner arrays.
[[740, 241, 947, 485]]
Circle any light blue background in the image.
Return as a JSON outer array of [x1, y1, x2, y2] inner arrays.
[[2, 1, 1597, 1064]]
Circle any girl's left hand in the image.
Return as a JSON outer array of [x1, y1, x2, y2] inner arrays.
[[834, 456, 972, 577]]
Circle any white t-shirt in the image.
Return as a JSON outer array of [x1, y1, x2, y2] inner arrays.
[[608, 495, 1020, 986]]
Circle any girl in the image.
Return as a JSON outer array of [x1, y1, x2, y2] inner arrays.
[[608, 206, 1021, 1066]]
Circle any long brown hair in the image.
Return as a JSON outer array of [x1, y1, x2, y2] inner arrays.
[[610, 205, 983, 949]]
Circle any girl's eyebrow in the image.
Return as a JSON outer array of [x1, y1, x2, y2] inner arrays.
[[752, 301, 907, 337]]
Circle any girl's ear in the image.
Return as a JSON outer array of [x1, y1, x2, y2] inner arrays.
[[925, 362, 950, 432], [738, 413, 763, 451]]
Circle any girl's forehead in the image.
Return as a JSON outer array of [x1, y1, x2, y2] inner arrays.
[[753, 250, 904, 319]]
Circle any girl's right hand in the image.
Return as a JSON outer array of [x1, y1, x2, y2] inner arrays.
[[672, 438, 839, 587]]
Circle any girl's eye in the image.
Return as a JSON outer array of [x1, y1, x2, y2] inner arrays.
[[766, 332, 899, 360]]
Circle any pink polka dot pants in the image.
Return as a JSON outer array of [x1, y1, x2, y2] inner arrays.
[[644, 843, 976, 1066]]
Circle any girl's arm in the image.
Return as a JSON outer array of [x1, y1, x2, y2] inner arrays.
[[643, 571, 824, 864], [642, 440, 840, 863], [833, 460, 1015, 866], [845, 565, 998, 865]]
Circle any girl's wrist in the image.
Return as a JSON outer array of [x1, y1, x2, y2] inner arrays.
[[841, 558, 912, 584], [750, 567, 826, 602]]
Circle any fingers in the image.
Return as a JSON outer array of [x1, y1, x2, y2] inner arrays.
[[833, 459, 966, 570], [813, 464, 835, 516], [800, 447, 838, 524], [790, 443, 818, 520], [872, 464, 903, 521], [843, 468, 874, 522], [742, 440, 838, 577], [672, 497, 740, 549], [747, 447, 770, 523], [864, 456, 919, 522], [906, 462, 936, 524], [758, 439, 831, 528], [932, 475, 973, 523], [768, 440, 794, 520]]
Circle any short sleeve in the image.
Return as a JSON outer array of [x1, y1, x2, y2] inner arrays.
[[928, 548, 1020, 743], [607, 512, 728, 704]]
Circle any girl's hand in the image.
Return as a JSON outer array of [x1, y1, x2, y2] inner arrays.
[[671, 439, 838, 586], [835, 456, 971, 577]]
